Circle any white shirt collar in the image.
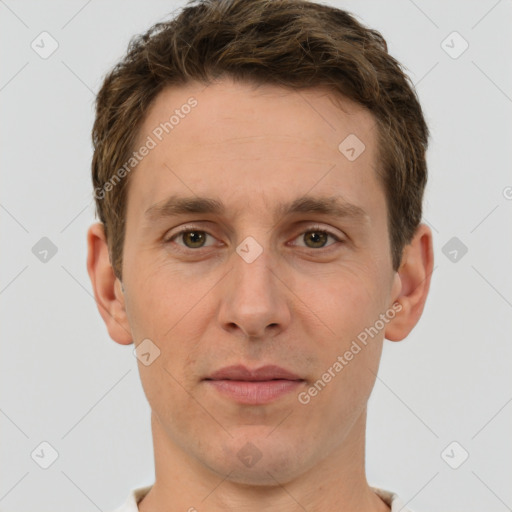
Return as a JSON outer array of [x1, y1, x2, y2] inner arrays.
[[113, 484, 413, 511]]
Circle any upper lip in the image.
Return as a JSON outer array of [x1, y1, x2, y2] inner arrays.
[[205, 364, 303, 381]]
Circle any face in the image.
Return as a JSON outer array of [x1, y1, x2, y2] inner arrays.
[[114, 78, 403, 484]]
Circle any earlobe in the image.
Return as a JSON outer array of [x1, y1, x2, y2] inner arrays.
[[384, 223, 434, 342], [86, 222, 133, 345]]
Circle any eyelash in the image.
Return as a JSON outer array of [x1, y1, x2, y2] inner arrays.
[[164, 225, 343, 253]]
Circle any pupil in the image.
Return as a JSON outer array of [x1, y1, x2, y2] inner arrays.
[[307, 231, 326, 248], [186, 231, 204, 247]]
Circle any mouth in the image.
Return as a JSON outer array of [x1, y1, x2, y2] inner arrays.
[[203, 364, 305, 404]]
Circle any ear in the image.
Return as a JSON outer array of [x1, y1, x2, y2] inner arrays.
[[385, 223, 434, 342], [86, 222, 133, 345]]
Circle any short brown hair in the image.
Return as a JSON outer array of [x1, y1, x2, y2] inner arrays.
[[92, 0, 429, 280]]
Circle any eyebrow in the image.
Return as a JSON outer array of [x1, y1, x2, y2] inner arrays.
[[144, 194, 369, 224]]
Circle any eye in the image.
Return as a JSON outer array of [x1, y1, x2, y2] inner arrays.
[[164, 224, 343, 253], [165, 227, 216, 250], [291, 225, 343, 250]]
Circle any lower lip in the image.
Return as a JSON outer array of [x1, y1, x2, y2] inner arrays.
[[205, 379, 303, 404]]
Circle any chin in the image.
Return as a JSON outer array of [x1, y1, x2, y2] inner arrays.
[[203, 432, 311, 486]]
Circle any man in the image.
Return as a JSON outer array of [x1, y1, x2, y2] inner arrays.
[[87, 0, 433, 510]]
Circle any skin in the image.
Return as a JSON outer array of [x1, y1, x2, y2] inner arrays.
[[87, 78, 433, 512]]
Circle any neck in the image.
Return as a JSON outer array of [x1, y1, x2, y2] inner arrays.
[[138, 409, 389, 512]]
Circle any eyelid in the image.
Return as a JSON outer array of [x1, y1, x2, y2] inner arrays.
[[299, 223, 343, 239]]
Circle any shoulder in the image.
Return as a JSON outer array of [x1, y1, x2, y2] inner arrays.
[[372, 486, 414, 512], [109, 485, 153, 512]]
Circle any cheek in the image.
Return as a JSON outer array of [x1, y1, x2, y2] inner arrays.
[[295, 262, 388, 342], [124, 257, 202, 338], [293, 263, 388, 400], [127, 271, 210, 438], [122, 264, 203, 406]]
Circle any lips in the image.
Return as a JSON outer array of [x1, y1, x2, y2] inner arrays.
[[206, 364, 303, 382], [204, 365, 304, 404]]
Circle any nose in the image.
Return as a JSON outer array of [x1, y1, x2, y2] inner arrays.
[[217, 240, 291, 340]]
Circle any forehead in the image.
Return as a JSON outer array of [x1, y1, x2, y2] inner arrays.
[[127, 78, 382, 219], [138, 79, 376, 156]]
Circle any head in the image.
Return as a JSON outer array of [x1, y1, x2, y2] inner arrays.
[[88, 0, 433, 488]]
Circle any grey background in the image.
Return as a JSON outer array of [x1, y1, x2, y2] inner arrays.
[[1, 0, 511, 510]]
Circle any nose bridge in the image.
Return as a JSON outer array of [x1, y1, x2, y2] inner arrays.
[[233, 233, 277, 305], [243, 236, 274, 275], [218, 232, 289, 338]]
